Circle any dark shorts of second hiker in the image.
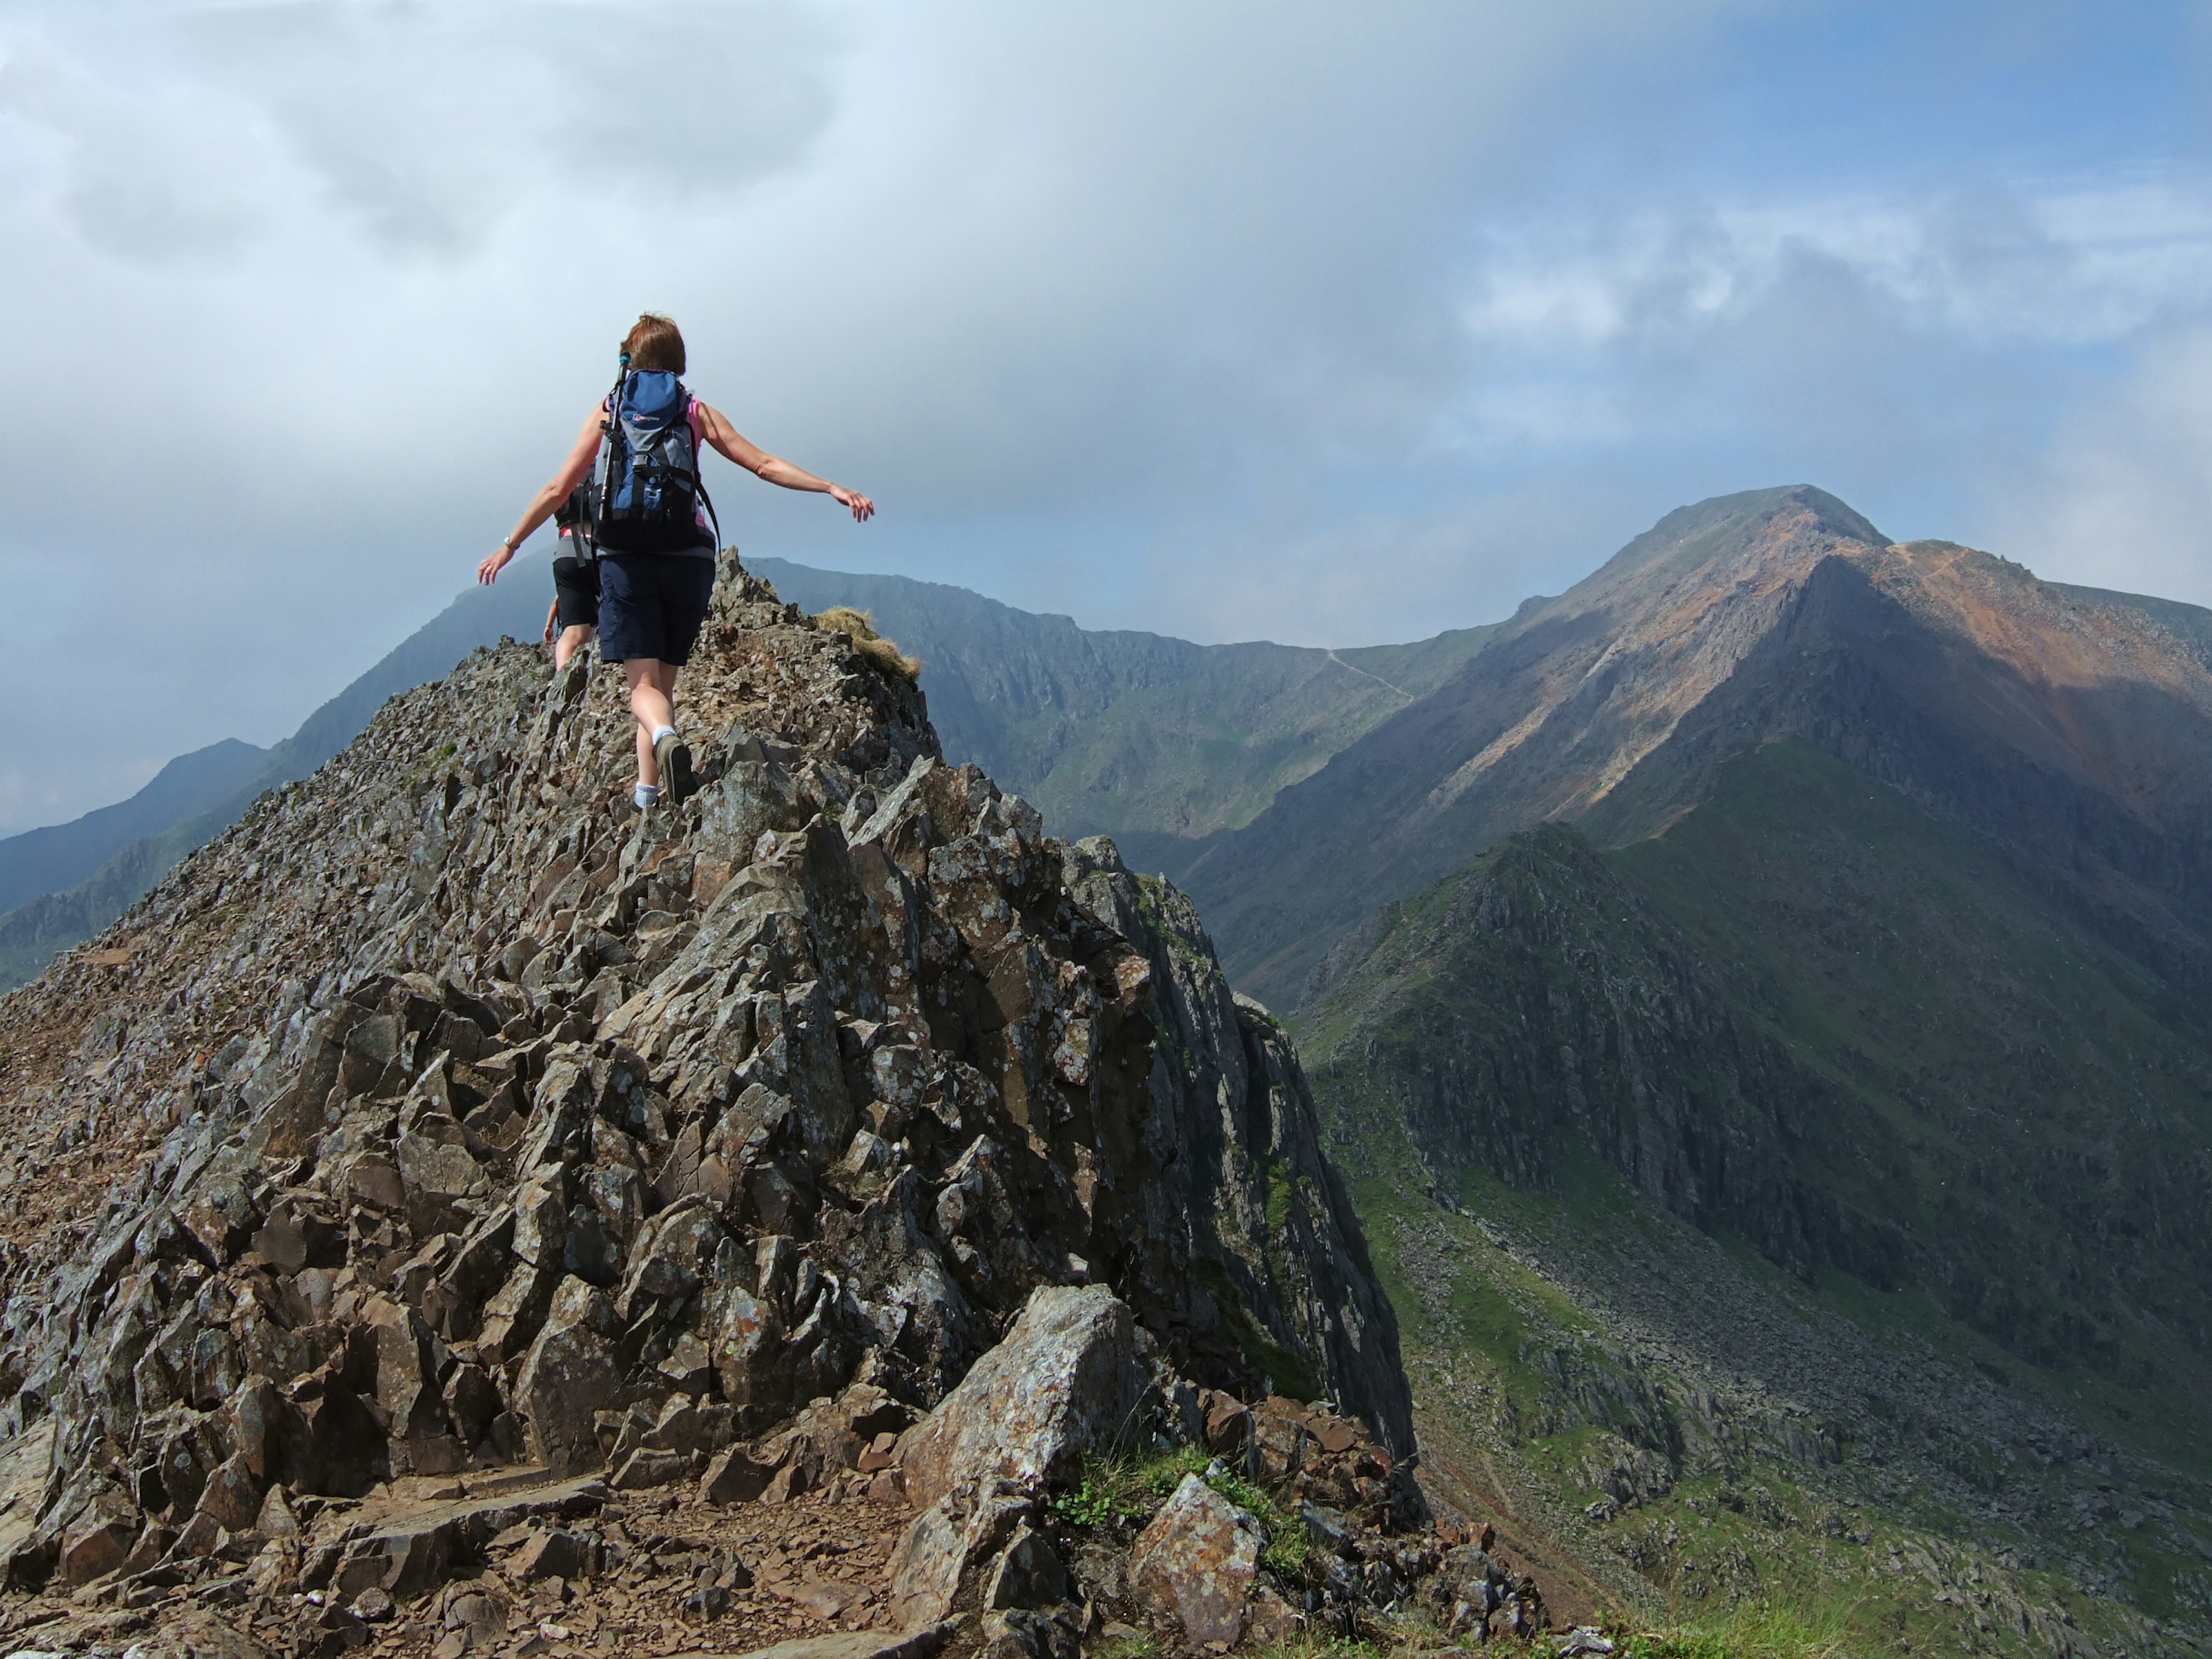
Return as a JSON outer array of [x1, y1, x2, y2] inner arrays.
[[552, 555, 599, 630], [598, 552, 716, 666]]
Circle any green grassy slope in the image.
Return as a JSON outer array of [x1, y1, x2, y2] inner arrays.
[[0, 738, 269, 916], [1298, 740, 2212, 1651], [1343, 1148, 2192, 1657]]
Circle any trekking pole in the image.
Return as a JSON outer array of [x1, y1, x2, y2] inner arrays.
[[596, 349, 630, 531]]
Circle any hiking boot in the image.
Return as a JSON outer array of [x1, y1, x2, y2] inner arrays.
[[652, 730, 694, 805]]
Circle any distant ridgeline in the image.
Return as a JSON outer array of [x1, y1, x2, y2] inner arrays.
[[0, 556, 559, 990], [0, 552, 1499, 990], [749, 556, 1501, 872]]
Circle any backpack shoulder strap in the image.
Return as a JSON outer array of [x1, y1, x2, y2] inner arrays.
[[680, 385, 721, 548], [695, 469, 722, 550]]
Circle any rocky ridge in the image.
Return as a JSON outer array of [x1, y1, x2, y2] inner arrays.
[[0, 556, 1485, 1656]]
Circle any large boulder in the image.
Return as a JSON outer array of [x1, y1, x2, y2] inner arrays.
[[1129, 1473, 1263, 1649], [897, 1285, 1143, 1510], [887, 1493, 1031, 1628]]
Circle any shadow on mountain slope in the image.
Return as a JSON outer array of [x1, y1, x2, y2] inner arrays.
[[1298, 738, 2212, 1653]]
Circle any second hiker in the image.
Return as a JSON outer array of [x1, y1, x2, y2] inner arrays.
[[479, 312, 874, 809]]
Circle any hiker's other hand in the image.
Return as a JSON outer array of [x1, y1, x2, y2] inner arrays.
[[831, 485, 874, 523], [544, 600, 559, 645], [479, 546, 514, 585]]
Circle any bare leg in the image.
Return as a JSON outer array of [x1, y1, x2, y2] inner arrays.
[[554, 624, 595, 671], [627, 658, 681, 785]]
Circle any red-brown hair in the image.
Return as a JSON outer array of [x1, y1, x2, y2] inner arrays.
[[622, 313, 685, 374]]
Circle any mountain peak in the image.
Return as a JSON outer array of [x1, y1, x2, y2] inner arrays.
[[1183, 486, 2212, 1007], [1567, 483, 1887, 609], [1705, 482, 1885, 546]]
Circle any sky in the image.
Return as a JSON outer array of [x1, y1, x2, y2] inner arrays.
[[5, 1, 2212, 832]]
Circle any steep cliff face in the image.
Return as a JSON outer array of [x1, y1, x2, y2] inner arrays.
[[1302, 740, 2212, 1393], [1295, 751, 2212, 1652], [1299, 821, 1909, 1295], [0, 555, 1408, 1594], [1063, 854, 1408, 1449]]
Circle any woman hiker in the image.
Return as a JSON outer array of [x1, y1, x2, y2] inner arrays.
[[542, 499, 600, 672], [479, 313, 874, 810]]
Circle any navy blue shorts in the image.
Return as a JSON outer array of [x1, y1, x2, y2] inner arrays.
[[598, 553, 715, 665]]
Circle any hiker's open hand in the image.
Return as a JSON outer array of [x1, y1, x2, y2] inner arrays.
[[478, 546, 513, 585], [830, 484, 874, 524]]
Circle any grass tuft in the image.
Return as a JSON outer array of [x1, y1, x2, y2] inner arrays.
[[1249, 1637, 1390, 1659], [1623, 1599, 1859, 1658], [1048, 1444, 1316, 1584], [1047, 1445, 1209, 1530], [813, 605, 921, 679]]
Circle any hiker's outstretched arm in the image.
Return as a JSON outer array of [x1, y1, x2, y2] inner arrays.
[[694, 402, 874, 523], [480, 407, 604, 584]]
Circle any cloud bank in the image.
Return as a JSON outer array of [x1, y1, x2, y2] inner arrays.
[[1, 2, 2209, 830]]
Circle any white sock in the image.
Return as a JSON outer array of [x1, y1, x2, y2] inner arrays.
[[652, 724, 677, 745], [634, 782, 661, 809]]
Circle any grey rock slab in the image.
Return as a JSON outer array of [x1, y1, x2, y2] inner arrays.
[[513, 1527, 590, 1581], [0, 1420, 58, 1573], [616, 1194, 726, 1320], [897, 1285, 1142, 1510], [983, 1524, 1067, 1611], [699, 1445, 779, 1506], [888, 1494, 1030, 1628], [317, 1470, 607, 1600], [612, 1448, 691, 1490]]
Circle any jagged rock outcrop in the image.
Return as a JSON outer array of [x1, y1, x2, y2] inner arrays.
[[0, 554, 1424, 1648]]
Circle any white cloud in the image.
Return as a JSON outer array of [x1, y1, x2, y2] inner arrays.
[[0, 2, 845, 261], [6, 1, 2210, 833], [1990, 324, 2212, 607], [0, 0, 1791, 831], [1459, 165, 2212, 368], [1450, 169, 2212, 609]]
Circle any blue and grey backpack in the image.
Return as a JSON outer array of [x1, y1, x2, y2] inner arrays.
[[591, 358, 720, 556]]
